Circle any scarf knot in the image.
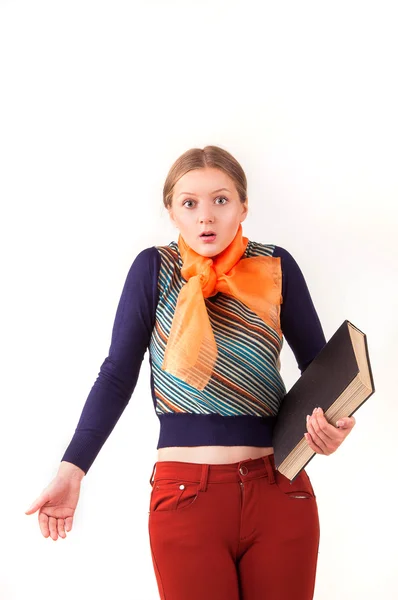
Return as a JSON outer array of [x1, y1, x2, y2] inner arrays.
[[162, 224, 282, 390]]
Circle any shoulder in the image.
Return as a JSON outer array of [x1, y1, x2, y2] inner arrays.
[[272, 245, 308, 284], [248, 241, 298, 267], [121, 246, 161, 289], [129, 245, 161, 271], [249, 243, 308, 299], [246, 240, 275, 258], [153, 241, 182, 273], [272, 245, 300, 268]]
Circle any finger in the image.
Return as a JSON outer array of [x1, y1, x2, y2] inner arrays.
[[310, 412, 344, 443], [309, 416, 339, 454], [307, 416, 330, 452], [25, 491, 50, 515], [336, 416, 356, 429], [25, 496, 43, 515], [307, 425, 327, 452], [25, 501, 38, 515], [38, 512, 50, 538], [57, 519, 66, 539], [307, 417, 340, 454], [304, 432, 324, 454], [48, 516, 58, 541], [65, 517, 73, 533], [311, 410, 336, 440]]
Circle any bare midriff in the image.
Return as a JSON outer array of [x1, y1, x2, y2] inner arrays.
[[156, 446, 274, 464]]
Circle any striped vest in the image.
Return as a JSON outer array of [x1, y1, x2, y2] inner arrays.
[[148, 240, 286, 449]]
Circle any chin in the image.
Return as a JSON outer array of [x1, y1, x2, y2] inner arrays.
[[198, 246, 224, 258], [190, 237, 227, 257]]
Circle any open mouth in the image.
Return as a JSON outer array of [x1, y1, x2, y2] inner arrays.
[[200, 232, 217, 241]]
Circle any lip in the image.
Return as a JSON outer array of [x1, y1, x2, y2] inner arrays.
[[199, 233, 217, 243], [199, 231, 216, 237]]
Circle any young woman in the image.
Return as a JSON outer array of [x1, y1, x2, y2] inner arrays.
[[25, 145, 356, 600]]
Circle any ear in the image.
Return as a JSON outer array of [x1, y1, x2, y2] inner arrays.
[[240, 198, 249, 222], [168, 207, 176, 226]]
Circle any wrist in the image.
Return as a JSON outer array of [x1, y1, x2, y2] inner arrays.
[[58, 460, 86, 482]]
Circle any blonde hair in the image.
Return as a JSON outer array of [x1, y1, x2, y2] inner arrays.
[[163, 145, 248, 209]]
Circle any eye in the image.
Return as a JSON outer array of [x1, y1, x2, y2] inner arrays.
[[182, 199, 195, 208], [182, 196, 228, 208]]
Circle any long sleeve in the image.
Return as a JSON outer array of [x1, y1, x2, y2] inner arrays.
[[60, 246, 161, 474], [273, 246, 327, 374]]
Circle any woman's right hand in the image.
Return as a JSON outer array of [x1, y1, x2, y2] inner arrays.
[[25, 461, 85, 540]]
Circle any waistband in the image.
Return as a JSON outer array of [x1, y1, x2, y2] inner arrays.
[[149, 454, 276, 491], [156, 413, 276, 449]]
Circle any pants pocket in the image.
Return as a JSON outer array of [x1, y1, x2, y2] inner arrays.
[[275, 469, 316, 499], [149, 478, 200, 514]]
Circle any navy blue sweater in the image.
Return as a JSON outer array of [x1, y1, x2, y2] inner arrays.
[[61, 245, 326, 474]]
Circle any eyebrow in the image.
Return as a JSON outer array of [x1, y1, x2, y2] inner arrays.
[[177, 187, 230, 198]]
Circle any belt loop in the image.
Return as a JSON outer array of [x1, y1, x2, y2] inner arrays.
[[149, 462, 157, 487], [262, 456, 275, 484], [199, 464, 209, 492]]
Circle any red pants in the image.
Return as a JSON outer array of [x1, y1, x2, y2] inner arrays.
[[147, 453, 320, 600]]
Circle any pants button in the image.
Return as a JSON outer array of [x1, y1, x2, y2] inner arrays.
[[239, 465, 248, 475]]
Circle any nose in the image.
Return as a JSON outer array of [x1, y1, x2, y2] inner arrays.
[[199, 208, 214, 223]]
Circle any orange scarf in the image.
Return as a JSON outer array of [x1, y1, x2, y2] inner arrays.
[[161, 224, 282, 391]]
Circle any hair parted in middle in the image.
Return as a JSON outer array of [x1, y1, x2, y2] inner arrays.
[[163, 145, 248, 210]]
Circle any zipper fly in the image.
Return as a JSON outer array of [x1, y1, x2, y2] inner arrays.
[[239, 481, 245, 505]]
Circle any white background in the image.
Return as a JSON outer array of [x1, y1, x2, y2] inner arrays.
[[1, 1, 397, 598]]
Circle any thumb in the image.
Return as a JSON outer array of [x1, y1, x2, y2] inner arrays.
[[25, 492, 49, 515], [336, 419, 348, 428]]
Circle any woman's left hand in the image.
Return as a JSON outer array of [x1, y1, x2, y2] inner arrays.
[[304, 407, 356, 455]]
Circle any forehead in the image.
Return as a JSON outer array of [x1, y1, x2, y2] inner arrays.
[[174, 167, 235, 196]]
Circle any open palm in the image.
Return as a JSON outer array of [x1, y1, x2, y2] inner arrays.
[[25, 475, 82, 540]]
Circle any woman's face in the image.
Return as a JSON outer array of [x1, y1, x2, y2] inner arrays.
[[168, 167, 248, 258]]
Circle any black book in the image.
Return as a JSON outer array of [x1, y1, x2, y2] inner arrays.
[[272, 320, 375, 482]]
